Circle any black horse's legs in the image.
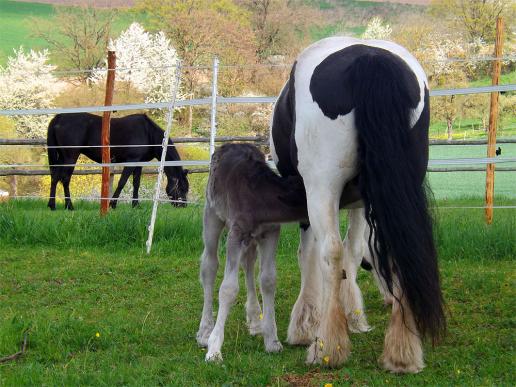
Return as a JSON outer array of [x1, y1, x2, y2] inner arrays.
[[131, 167, 142, 208], [62, 167, 75, 211], [48, 173, 59, 210], [109, 167, 134, 209]]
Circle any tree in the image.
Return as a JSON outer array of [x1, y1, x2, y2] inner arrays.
[[32, 6, 114, 79], [90, 23, 183, 105], [0, 47, 63, 138], [430, 0, 515, 43], [362, 17, 392, 40]]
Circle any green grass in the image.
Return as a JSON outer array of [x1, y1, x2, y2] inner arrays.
[[0, 0, 140, 66], [0, 199, 514, 385], [428, 143, 516, 199]]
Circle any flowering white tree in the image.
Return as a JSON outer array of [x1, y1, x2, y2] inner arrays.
[[0, 47, 63, 138], [91, 23, 183, 105], [362, 17, 392, 40]]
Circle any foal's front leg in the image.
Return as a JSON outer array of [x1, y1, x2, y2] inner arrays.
[[257, 225, 282, 353], [206, 228, 245, 362], [197, 205, 224, 347]]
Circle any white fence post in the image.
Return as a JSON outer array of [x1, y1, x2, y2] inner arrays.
[[209, 57, 219, 158], [146, 63, 182, 255]]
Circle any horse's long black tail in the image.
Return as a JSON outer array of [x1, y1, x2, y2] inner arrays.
[[349, 52, 445, 343], [47, 114, 62, 177]]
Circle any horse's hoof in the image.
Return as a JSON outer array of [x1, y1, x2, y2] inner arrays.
[[265, 339, 283, 353], [205, 351, 223, 362], [287, 300, 320, 346], [109, 201, 117, 209], [306, 338, 350, 368], [347, 309, 372, 333], [196, 324, 214, 348]]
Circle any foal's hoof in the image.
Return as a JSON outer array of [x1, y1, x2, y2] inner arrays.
[[196, 325, 214, 348], [205, 351, 223, 362]]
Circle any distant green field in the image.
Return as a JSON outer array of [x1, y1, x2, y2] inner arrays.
[[428, 143, 516, 200], [0, 0, 140, 65]]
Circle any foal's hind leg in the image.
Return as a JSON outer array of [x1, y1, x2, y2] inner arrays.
[[241, 243, 262, 336], [257, 225, 282, 353], [341, 208, 371, 333], [287, 225, 322, 345], [197, 205, 225, 347], [206, 227, 245, 362], [381, 282, 424, 373]]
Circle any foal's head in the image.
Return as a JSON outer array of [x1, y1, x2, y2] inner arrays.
[[165, 168, 189, 207]]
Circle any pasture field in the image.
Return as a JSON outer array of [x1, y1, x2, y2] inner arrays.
[[0, 199, 514, 385]]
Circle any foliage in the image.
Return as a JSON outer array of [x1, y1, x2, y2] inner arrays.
[[361, 17, 392, 40], [0, 47, 63, 138], [31, 5, 115, 78], [90, 22, 183, 106], [430, 0, 516, 43]]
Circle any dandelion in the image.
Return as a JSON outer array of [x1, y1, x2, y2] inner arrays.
[[354, 309, 362, 316], [259, 313, 263, 320], [324, 384, 333, 387], [323, 356, 330, 364], [95, 332, 100, 338]]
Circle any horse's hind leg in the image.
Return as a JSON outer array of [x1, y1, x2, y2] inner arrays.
[[241, 243, 262, 336], [61, 166, 75, 211], [257, 225, 282, 353], [131, 167, 142, 208], [110, 167, 134, 209], [197, 204, 225, 347], [48, 172, 59, 210], [381, 282, 424, 373], [341, 208, 371, 333], [287, 225, 321, 345], [206, 227, 245, 362]]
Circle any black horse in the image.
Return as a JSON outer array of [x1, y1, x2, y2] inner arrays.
[[47, 113, 189, 210]]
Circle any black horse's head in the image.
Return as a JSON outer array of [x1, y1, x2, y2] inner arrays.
[[165, 168, 189, 207]]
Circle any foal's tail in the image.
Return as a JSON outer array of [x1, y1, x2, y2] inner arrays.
[[47, 115, 62, 176], [349, 52, 445, 343]]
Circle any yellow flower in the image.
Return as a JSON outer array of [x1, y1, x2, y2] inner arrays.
[[323, 356, 330, 364], [319, 341, 324, 349], [353, 309, 362, 315], [324, 384, 333, 387], [259, 313, 263, 320], [337, 345, 341, 351], [95, 332, 100, 338]]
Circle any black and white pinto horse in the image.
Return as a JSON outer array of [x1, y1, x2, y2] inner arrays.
[[270, 37, 445, 373], [47, 113, 189, 210]]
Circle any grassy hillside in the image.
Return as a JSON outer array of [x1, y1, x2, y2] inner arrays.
[[0, 0, 140, 65]]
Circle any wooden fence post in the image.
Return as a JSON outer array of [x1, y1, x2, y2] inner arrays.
[[101, 51, 116, 216], [485, 17, 504, 224]]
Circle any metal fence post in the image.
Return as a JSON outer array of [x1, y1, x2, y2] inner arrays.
[[209, 57, 219, 158], [146, 62, 182, 254]]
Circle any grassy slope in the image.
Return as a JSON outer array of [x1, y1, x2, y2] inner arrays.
[[428, 143, 516, 199], [0, 200, 514, 385], [0, 0, 139, 65]]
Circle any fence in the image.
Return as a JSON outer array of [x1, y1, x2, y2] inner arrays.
[[1, 59, 516, 252]]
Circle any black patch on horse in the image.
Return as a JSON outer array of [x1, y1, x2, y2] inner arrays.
[[309, 45, 421, 120], [271, 62, 298, 177]]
